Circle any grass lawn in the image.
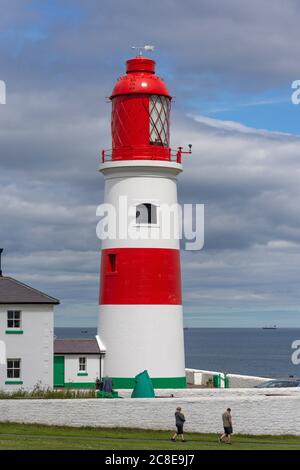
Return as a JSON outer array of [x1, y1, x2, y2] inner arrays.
[[0, 423, 299, 450]]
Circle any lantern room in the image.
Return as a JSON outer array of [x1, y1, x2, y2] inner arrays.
[[108, 55, 172, 161]]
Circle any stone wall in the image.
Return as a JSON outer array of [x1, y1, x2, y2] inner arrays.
[[0, 388, 300, 435]]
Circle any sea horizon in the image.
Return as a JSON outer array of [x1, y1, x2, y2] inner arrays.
[[54, 327, 300, 378]]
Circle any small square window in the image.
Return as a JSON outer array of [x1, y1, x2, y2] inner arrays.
[[7, 311, 21, 329], [136, 203, 157, 224], [7, 359, 21, 379]]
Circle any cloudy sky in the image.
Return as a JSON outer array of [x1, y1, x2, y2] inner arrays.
[[0, 0, 300, 327]]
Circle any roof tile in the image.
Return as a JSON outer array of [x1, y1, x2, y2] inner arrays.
[[54, 338, 101, 354], [0, 276, 59, 304]]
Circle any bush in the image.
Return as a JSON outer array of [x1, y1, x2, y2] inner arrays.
[[0, 382, 96, 399]]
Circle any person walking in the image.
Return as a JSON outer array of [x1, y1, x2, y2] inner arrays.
[[171, 407, 186, 442], [95, 377, 101, 390], [219, 408, 233, 444]]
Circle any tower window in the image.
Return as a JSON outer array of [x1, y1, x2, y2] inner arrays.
[[149, 95, 170, 146], [107, 253, 117, 273], [136, 203, 157, 224]]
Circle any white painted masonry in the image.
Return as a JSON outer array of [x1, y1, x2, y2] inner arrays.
[[64, 354, 100, 385], [185, 368, 272, 388], [0, 304, 54, 390], [0, 388, 300, 434], [99, 305, 185, 379], [227, 373, 272, 388], [99, 160, 182, 250]]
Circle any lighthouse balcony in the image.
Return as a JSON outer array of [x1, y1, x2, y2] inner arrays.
[[101, 146, 185, 164]]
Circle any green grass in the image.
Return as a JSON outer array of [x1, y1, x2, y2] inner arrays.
[[0, 422, 299, 450], [0, 388, 96, 399]]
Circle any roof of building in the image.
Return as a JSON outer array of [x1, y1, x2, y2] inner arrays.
[[0, 276, 60, 304], [54, 338, 103, 355]]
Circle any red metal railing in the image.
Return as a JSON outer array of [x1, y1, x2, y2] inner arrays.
[[101, 145, 192, 164]]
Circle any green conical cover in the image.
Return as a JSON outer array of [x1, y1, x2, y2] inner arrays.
[[131, 370, 155, 398]]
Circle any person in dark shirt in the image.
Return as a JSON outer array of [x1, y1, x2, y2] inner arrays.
[[95, 377, 101, 390], [219, 408, 233, 444], [171, 407, 186, 442]]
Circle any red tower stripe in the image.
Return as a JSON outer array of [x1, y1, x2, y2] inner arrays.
[[99, 248, 182, 305]]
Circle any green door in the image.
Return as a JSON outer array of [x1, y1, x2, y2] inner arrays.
[[54, 356, 65, 387]]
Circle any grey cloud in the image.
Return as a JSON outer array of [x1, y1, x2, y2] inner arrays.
[[2, 110, 300, 324], [1, 0, 300, 97], [1, 1, 300, 325]]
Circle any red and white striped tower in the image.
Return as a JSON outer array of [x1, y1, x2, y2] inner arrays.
[[98, 52, 189, 389]]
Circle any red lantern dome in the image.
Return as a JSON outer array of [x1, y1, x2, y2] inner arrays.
[[111, 57, 171, 98], [109, 56, 172, 161]]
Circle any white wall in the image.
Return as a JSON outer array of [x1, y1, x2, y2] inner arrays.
[[0, 388, 300, 435], [101, 160, 182, 250], [186, 368, 272, 388], [64, 355, 100, 385], [100, 305, 185, 379], [227, 373, 272, 388], [0, 304, 54, 390]]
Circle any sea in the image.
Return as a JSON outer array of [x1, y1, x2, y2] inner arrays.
[[54, 327, 300, 379]]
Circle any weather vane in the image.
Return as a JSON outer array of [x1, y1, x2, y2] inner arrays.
[[131, 45, 155, 56]]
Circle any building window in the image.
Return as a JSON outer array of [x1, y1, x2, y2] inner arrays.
[[149, 95, 170, 147], [7, 311, 21, 329], [136, 203, 157, 225], [7, 359, 21, 379], [108, 253, 117, 273], [79, 357, 86, 372]]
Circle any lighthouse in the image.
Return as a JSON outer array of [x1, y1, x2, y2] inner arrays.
[[98, 49, 189, 389]]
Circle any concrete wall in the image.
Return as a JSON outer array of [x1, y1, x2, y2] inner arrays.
[[64, 355, 100, 385], [227, 373, 272, 388], [0, 388, 300, 434], [0, 304, 54, 391], [186, 368, 272, 388]]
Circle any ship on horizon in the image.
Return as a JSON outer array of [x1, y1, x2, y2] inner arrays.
[[262, 325, 278, 330]]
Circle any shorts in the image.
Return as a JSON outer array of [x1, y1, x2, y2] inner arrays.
[[176, 425, 184, 435], [224, 426, 233, 435]]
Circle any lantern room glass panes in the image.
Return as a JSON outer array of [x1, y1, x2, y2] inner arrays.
[[149, 95, 170, 146]]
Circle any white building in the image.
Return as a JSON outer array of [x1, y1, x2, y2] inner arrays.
[[54, 337, 105, 389], [0, 275, 59, 391]]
